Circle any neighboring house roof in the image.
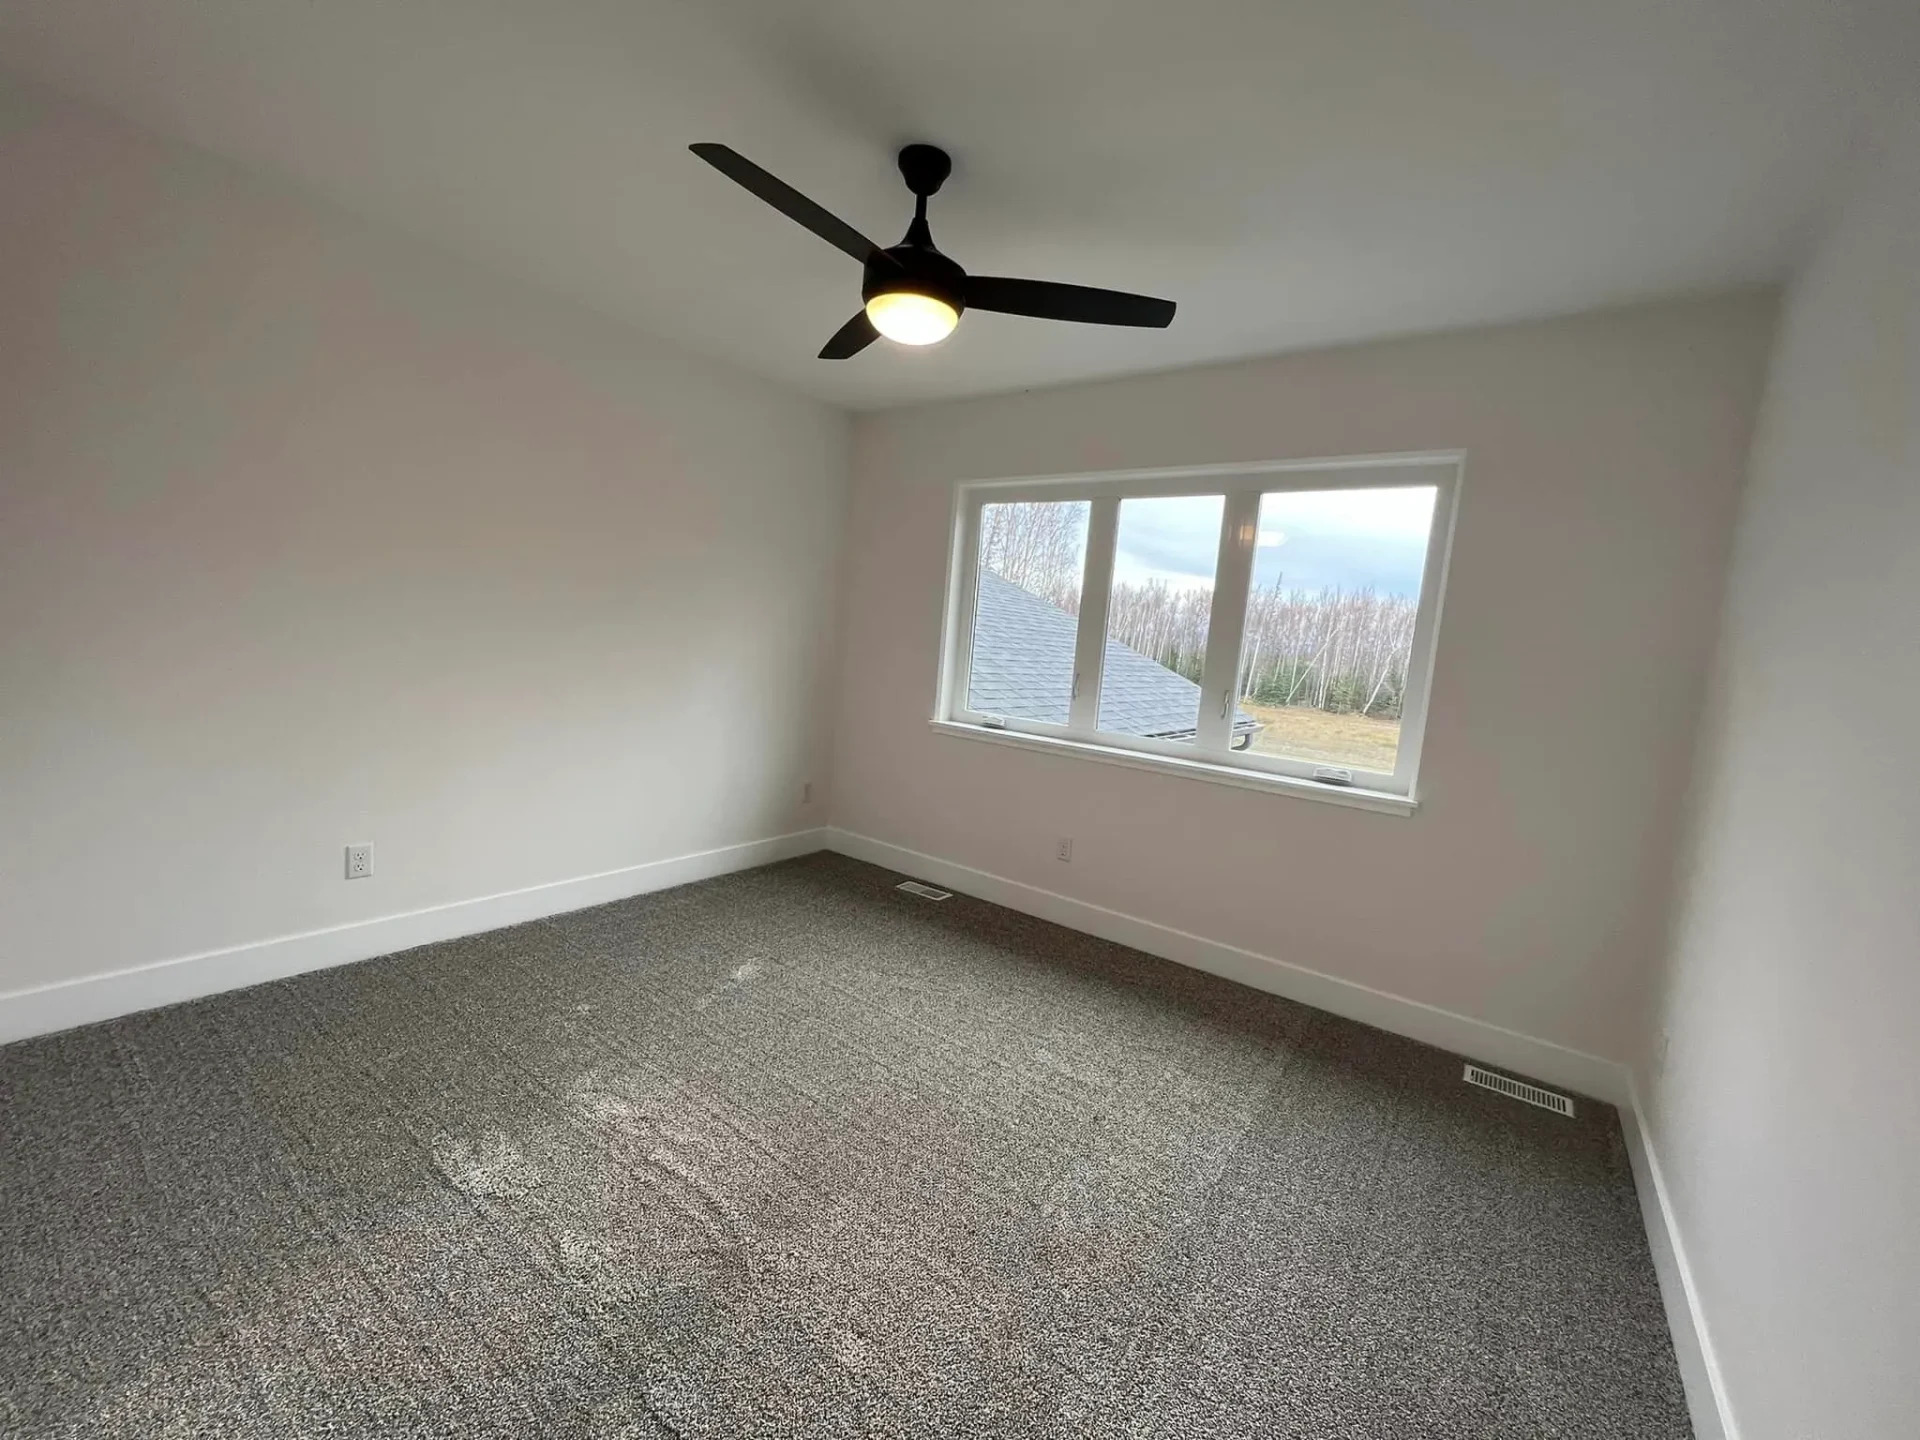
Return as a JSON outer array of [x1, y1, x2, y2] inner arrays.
[[967, 569, 1261, 742]]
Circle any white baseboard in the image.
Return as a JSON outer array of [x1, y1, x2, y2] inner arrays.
[[0, 828, 828, 1046], [823, 827, 1630, 1107], [1620, 1081, 1740, 1440]]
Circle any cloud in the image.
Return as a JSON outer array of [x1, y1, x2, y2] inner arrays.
[[1112, 494, 1225, 583], [1105, 485, 1438, 599]]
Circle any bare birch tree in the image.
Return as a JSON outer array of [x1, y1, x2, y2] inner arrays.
[[979, 501, 1089, 612]]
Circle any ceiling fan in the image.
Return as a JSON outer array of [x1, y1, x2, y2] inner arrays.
[[689, 141, 1177, 358]]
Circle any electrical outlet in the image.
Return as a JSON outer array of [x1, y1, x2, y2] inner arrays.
[[802, 781, 814, 806], [344, 844, 373, 880], [1056, 837, 1073, 862]]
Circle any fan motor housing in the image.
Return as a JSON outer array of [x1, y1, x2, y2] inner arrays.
[[864, 244, 967, 316]]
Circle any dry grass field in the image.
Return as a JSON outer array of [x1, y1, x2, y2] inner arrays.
[[1239, 702, 1401, 771]]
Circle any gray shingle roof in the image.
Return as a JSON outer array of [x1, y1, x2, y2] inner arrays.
[[967, 570, 1260, 742]]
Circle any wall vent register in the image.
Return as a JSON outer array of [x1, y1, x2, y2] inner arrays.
[[895, 880, 954, 901], [1463, 1064, 1576, 1117]]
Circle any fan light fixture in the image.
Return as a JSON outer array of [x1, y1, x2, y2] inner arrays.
[[865, 289, 958, 346]]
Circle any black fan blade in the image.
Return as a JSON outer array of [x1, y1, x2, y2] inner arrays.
[[819, 311, 879, 360], [966, 276, 1175, 328], [689, 143, 881, 265]]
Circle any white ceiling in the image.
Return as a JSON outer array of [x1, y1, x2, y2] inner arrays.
[[2, 0, 1914, 410]]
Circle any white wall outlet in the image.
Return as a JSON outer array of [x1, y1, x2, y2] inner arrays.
[[344, 844, 373, 880], [1056, 837, 1073, 862], [802, 781, 814, 806]]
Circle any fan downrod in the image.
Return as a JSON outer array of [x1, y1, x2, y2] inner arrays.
[[897, 144, 952, 199]]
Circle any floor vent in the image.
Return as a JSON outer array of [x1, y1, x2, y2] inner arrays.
[[1463, 1064, 1575, 1117], [895, 880, 953, 901]]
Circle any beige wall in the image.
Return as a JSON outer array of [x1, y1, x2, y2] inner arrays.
[[833, 296, 1776, 1062], [1645, 110, 1920, 1439], [0, 86, 847, 999]]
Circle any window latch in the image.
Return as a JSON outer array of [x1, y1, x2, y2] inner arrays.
[[1071, 669, 1080, 700], [1220, 688, 1232, 720]]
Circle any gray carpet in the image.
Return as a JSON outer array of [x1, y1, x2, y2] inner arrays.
[[0, 853, 1690, 1438]]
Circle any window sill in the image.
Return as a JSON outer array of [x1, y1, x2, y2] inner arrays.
[[928, 719, 1418, 816]]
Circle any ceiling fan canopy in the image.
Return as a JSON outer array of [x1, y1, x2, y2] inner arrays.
[[689, 141, 1177, 359]]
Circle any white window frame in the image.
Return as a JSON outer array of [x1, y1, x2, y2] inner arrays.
[[932, 452, 1463, 815]]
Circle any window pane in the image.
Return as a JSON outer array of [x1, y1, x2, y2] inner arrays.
[[1234, 486, 1438, 772], [967, 500, 1090, 723], [1098, 494, 1225, 746]]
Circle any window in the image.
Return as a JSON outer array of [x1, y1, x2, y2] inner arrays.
[[937, 456, 1459, 808], [966, 499, 1089, 725], [1099, 495, 1222, 747]]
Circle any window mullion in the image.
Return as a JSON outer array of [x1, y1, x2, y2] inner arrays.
[[1385, 471, 1456, 791], [1068, 497, 1119, 733], [944, 496, 985, 718], [1194, 490, 1261, 751]]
